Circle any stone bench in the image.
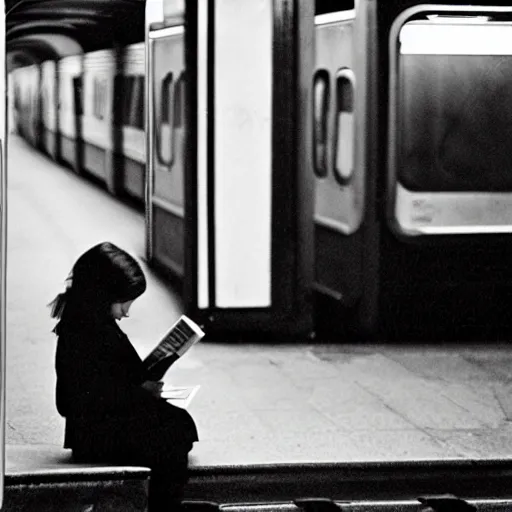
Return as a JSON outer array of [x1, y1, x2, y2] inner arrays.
[[4, 444, 150, 512]]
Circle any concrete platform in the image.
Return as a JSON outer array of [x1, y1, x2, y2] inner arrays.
[[6, 134, 512, 473]]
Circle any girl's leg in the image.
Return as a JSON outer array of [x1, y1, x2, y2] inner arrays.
[[147, 452, 190, 512]]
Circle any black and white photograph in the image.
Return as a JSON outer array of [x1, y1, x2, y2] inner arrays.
[[3, 1, 512, 511]]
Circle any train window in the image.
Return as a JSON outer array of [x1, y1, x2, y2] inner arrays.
[[333, 68, 355, 185], [121, 76, 135, 125], [161, 72, 172, 124], [157, 72, 174, 167], [312, 69, 330, 178], [397, 20, 512, 193], [120, 76, 145, 130], [389, 17, 512, 236], [131, 76, 145, 130], [93, 77, 107, 120], [73, 77, 83, 116]]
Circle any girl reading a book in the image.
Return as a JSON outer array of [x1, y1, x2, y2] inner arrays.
[[50, 242, 198, 512]]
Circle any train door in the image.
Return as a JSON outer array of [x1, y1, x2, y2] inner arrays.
[[313, 4, 378, 337], [382, 1, 512, 338], [146, 20, 187, 281], [184, 0, 315, 338]]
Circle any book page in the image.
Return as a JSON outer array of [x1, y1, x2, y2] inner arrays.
[[161, 385, 200, 409], [142, 316, 205, 381], [159, 316, 204, 357]]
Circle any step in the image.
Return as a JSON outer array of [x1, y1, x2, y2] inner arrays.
[[6, 445, 512, 510]]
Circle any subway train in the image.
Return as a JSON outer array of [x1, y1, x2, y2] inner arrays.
[[11, 0, 512, 341], [12, 43, 147, 199]]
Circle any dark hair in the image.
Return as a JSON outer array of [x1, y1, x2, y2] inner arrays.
[[49, 242, 146, 331]]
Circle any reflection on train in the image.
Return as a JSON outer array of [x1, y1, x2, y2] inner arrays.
[[11, 0, 512, 340]]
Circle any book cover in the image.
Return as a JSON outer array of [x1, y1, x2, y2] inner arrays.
[[142, 315, 205, 381]]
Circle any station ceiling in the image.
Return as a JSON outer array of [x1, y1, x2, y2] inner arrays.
[[5, 0, 353, 69], [6, 0, 145, 69]]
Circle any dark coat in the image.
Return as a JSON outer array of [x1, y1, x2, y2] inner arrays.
[[55, 317, 198, 464]]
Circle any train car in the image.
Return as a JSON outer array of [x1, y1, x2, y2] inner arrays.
[[58, 55, 83, 173], [119, 42, 146, 202], [382, 2, 512, 339], [13, 0, 512, 340], [313, 0, 512, 339]]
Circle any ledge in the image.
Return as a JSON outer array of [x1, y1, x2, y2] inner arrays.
[[4, 444, 149, 512], [8, 445, 512, 507], [5, 444, 150, 485]]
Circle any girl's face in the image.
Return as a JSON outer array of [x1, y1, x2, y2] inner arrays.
[[111, 300, 135, 321]]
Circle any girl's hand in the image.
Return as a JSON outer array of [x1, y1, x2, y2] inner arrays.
[[141, 380, 164, 398]]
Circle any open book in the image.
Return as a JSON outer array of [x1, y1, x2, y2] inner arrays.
[[142, 315, 205, 381]]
